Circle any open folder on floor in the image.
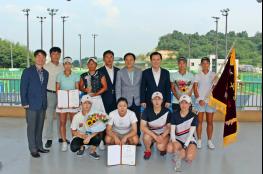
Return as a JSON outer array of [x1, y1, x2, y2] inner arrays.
[[57, 90, 80, 109], [107, 145, 136, 166]]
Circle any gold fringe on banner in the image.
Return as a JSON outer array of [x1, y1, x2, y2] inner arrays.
[[208, 95, 227, 115], [225, 118, 238, 126]]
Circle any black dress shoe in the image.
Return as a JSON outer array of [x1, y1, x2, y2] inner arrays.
[[45, 140, 52, 148], [31, 152, 40, 158], [38, 149, 50, 153]]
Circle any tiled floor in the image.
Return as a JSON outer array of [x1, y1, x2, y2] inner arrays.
[[0, 117, 262, 174]]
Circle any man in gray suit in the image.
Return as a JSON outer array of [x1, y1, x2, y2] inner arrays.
[[116, 53, 142, 145]]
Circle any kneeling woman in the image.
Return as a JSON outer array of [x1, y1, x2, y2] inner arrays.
[[167, 95, 198, 171], [105, 98, 139, 145], [141, 92, 172, 160], [70, 95, 102, 159]]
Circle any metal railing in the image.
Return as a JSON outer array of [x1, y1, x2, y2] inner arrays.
[[0, 78, 262, 110], [237, 81, 262, 111], [0, 79, 21, 106]]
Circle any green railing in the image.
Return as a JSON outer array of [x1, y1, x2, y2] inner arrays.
[[0, 79, 21, 106], [0, 78, 262, 110]]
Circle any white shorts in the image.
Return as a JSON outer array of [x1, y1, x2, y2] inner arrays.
[[195, 103, 216, 113], [56, 108, 80, 113]]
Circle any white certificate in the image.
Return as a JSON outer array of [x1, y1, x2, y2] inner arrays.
[[57, 90, 80, 109], [68, 90, 80, 108], [107, 145, 136, 166]]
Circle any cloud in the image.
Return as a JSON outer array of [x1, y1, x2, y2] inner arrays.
[[97, 0, 112, 6], [0, 4, 21, 15], [0, 4, 49, 17], [94, 0, 120, 27]]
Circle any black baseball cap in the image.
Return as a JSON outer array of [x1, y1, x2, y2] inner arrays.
[[177, 57, 187, 63]]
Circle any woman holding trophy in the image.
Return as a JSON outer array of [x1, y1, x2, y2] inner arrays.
[[79, 57, 108, 113]]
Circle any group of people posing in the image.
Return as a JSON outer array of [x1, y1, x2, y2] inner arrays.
[[20, 47, 217, 170]]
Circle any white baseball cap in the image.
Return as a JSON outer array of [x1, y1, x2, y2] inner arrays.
[[151, 92, 163, 100], [81, 95, 93, 104], [179, 95, 192, 104], [87, 57, 97, 64], [63, 57, 73, 64]]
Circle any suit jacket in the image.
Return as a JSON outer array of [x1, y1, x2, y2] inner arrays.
[[116, 67, 142, 107], [20, 65, 49, 111], [98, 66, 120, 114], [140, 68, 171, 106]]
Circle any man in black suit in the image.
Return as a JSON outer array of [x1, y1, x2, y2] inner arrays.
[[98, 50, 120, 114], [20, 50, 50, 158], [140, 52, 171, 109], [98, 50, 120, 150]]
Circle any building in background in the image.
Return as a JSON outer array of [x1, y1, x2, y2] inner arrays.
[[157, 50, 177, 60], [188, 55, 239, 75]]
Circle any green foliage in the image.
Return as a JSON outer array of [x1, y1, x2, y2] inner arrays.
[[0, 38, 34, 68], [160, 58, 178, 70], [157, 30, 262, 67], [72, 59, 80, 68]]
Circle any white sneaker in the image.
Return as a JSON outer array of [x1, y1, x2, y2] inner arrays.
[[61, 142, 68, 152], [197, 139, 202, 149], [173, 153, 181, 172], [99, 141, 105, 151], [207, 140, 215, 149]]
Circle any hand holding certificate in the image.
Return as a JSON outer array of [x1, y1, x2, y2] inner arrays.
[[57, 90, 80, 109]]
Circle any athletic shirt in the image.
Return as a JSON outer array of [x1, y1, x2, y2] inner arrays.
[[80, 70, 104, 94], [194, 71, 216, 103], [170, 71, 194, 104], [108, 109, 138, 135], [171, 111, 198, 143], [141, 107, 172, 135], [56, 72, 79, 90]]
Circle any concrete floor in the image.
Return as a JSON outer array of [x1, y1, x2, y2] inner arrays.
[[0, 117, 262, 174]]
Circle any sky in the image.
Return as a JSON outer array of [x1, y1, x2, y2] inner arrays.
[[0, 0, 262, 60]]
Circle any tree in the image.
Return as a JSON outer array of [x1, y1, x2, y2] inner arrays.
[[72, 60, 80, 68], [0, 38, 34, 68], [156, 30, 262, 67]]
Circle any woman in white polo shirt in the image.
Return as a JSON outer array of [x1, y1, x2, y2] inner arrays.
[[141, 92, 172, 160], [105, 97, 139, 145], [193, 57, 216, 150]]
